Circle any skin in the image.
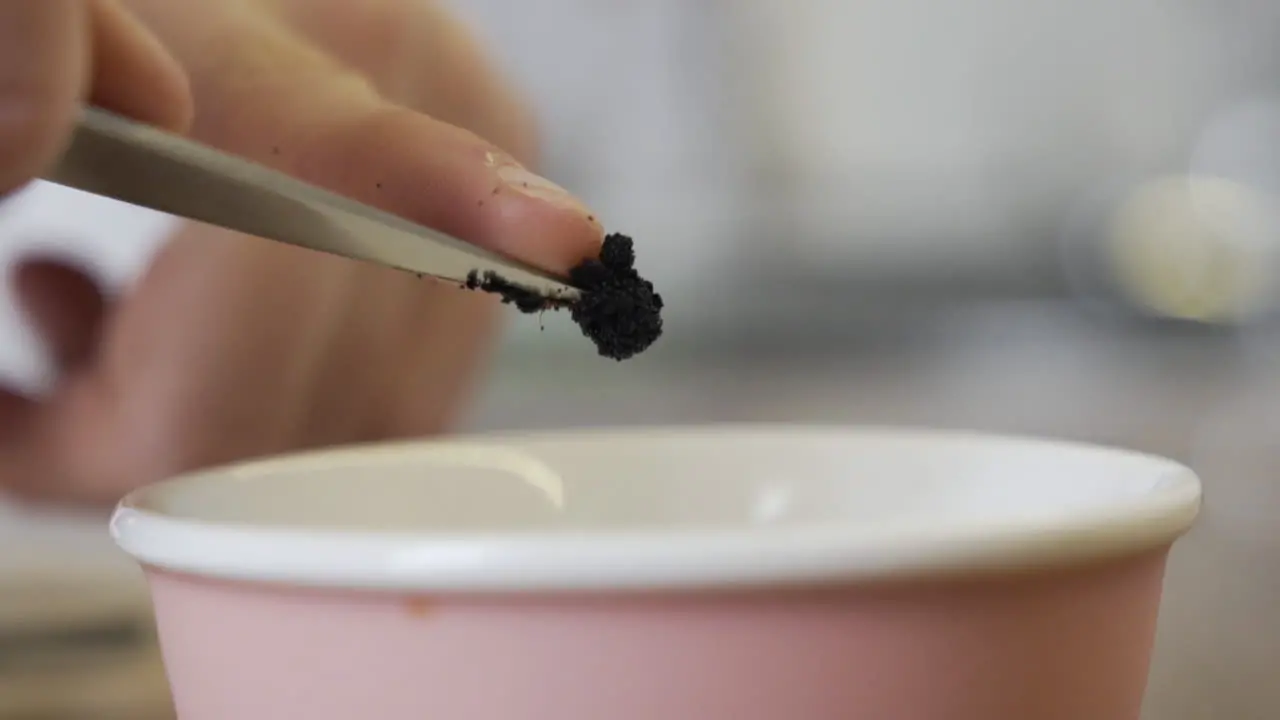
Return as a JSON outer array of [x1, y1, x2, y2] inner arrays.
[[0, 0, 604, 504]]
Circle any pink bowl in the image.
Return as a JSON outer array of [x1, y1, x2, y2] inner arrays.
[[111, 425, 1200, 720]]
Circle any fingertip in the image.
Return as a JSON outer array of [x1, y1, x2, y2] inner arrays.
[[486, 185, 605, 275]]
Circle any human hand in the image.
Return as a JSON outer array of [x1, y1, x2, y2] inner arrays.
[[1, 0, 604, 504]]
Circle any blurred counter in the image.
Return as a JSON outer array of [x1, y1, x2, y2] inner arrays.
[[0, 506, 172, 719]]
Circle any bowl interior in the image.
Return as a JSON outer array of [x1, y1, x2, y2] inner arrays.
[[131, 426, 1193, 536]]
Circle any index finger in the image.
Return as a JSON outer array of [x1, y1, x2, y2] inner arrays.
[[125, 3, 603, 274]]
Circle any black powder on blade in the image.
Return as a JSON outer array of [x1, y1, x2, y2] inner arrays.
[[463, 270, 553, 314], [464, 233, 663, 361]]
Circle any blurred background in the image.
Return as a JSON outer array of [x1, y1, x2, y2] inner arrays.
[[2, 0, 1279, 717]]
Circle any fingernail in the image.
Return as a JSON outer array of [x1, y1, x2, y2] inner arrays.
[[487, 151, 595, 218]]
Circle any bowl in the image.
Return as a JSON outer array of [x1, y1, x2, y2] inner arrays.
[[110, 425, 1201, 720]]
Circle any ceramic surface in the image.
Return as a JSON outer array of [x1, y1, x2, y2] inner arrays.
[[111, 425, 1201, 720]]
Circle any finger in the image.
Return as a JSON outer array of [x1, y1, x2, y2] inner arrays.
[[12, 257, 108, 371], [298, 261, 501, 444], [0, 388, 46, 499], [125, 4, 603, 273], [0, 0, 89, 197], [0, 386, 77, 505], [0, 379, 120, 506], [87, 0, 193, 132], [0, 389, 36, 440], [86, 222, 351, 475], [375, 274, 501, 437], [304, 108, 603, 274]]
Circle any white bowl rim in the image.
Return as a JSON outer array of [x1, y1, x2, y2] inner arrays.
[[109, 424, 1202, 593]]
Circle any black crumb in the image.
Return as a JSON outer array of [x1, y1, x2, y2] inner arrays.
[[464, 233, 663, 361], [465, 269, 558, 314], [568, 234, 663, 360]]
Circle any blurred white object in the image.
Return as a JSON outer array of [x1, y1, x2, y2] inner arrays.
[[1106, 176, 1280, 323], [0, 182, 173, 392]]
